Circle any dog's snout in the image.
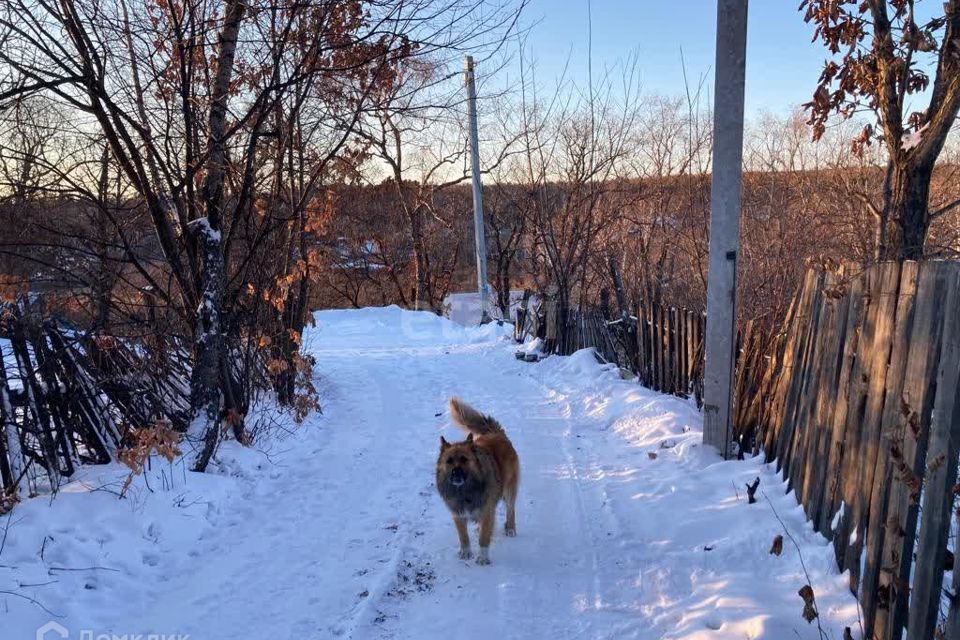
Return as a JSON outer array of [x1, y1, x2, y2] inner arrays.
[[450, 468, 466, 486]]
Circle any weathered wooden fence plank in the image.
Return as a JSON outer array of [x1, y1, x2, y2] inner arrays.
[[833, 265, 881, 571], [783, 269, 826, 482], [816, 271, 866, 542], [684, 310, 697, 394], [775, 269, 820, 472], [861, 261, 924, 637], [791, 268, 836, 506], [904, 265, 960, 640], [803, 267, 853, 530], [651, 303, 662, 391], [842, 262, 902, 592], [638, 303, 650, 386], [761, 292, 800, 460], [661, 304, 672, 394]]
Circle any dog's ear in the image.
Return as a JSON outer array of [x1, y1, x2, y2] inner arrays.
[[465, 432, 474, 444], [440, 436, 450, 450]]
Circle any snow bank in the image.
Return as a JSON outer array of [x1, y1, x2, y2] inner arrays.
[[529, 347, 861, 639], [0, 438, 283, 638], [306, 305, 510, 350]]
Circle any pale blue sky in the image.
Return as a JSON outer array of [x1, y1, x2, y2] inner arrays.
[[519, 0, 825, 116]]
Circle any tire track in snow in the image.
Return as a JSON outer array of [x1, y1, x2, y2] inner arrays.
[[535, 379, 653, 629], [330, 347, 454, 639], [426, 349, 628, 639]]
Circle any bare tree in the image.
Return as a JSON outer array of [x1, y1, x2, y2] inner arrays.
[[0, 0, 524, 471]]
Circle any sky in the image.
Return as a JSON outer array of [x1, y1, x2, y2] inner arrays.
[[518, 0, 826, 117]]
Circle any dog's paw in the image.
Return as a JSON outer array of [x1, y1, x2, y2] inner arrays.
[[476, 548, 491, 565], [504, 524, 517, 537], [458, 547, 473, 560]]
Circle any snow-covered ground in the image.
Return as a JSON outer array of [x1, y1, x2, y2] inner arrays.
[[2, 306, 861, 639]]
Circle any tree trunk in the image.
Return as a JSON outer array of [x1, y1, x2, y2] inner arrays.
[[497, 260, 511, 317], [188, 225, 226, 471], [94, 143, 113, 331], [885, 161, 933, 261], [188, 0, 246, 472], [276, 216, 311, 406], [409, 208, 433, 312], [0, 350, 24, 500]]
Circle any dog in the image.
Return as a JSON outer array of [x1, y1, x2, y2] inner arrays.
[[436, 397, 520, 565]]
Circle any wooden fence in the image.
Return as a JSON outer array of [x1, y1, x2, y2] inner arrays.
[[633, 300, 706, 406], [0, 305, 193, 507], [0, 298, 282, 511], [514, 261, 958, 637], [515, 292, 709, 407], [755, 261, 960, 640]]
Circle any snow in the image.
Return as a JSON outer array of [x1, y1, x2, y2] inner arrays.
[[831, 502, 845, 533], [187, 216, 221, 243], [901, 123, 929, 152], [2, 306, 860, 639]]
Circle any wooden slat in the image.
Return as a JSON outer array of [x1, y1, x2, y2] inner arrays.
[[859, 261, 924, 637], [788, 270, 830, 496], [802, 266, 853, 530], [794, 269, 838, 504], [662, 305, 673, 394], [762, 292, 800, 460], [730, 320, 753, 444], [833, 265, 879, 570], [638, 303, 649, 386], [670, 307, 683, 396], [905, 263, 960, 640], [842, 261, 903, 593], [775, 269, 822, 472], [651, 302, 662, 392], [653, 306, 660, 389], [660, 303, 669, 393], [782, 269, 826, 482], [816, 271, 867, 541], [678, 309, 688, 397]]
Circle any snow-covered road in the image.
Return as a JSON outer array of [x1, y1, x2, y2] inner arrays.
[[3, 307, 860, 639]]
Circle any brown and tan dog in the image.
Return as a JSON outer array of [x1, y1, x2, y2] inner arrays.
[[436, 397, 520, 565]]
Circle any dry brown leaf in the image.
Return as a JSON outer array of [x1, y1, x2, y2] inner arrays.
[[769, 535, 784, 556]]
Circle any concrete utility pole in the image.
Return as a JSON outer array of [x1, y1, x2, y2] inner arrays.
[[465, 55, 491, 324], [703, 0, 748, 457]]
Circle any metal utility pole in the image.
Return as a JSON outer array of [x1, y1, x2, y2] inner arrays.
[[703, 0, 748, 457], [465, 55, 491, 324]]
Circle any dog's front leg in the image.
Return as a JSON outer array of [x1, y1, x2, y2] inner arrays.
[[476, 507, 495, 565], [453, 515, 472, 559]]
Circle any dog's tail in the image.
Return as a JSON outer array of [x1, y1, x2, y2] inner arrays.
[[448, 397, 505, 436]]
